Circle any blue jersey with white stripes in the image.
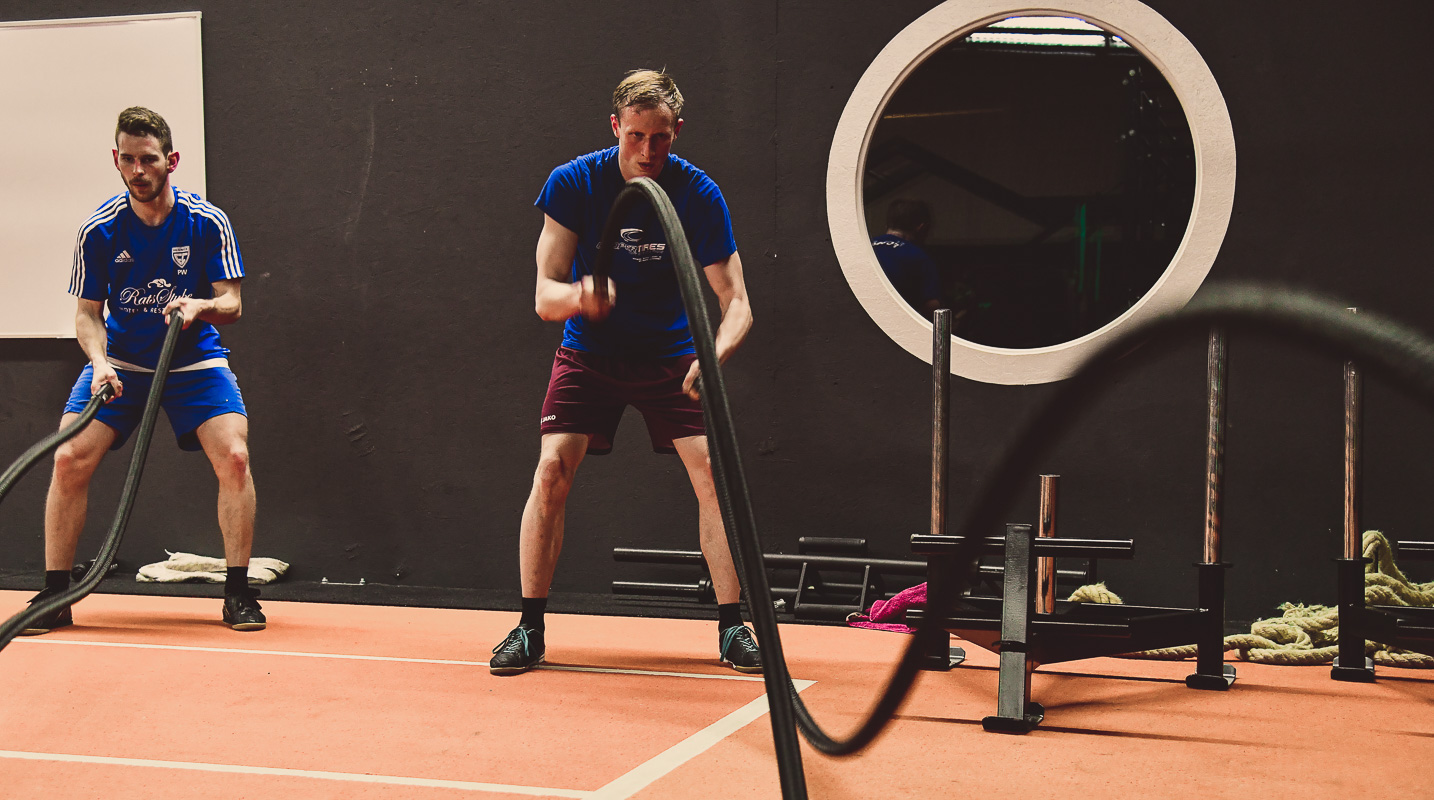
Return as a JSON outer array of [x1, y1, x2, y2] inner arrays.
[[69, 188, 244, 370]]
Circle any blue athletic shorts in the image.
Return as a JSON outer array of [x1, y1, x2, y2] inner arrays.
[[64, 364, 247, 452]]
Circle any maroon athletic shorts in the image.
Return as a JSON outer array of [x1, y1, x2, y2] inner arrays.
[[539, 347, 704, 455]]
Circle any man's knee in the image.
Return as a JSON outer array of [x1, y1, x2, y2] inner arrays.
[[533, 453, 577, 499], [212, 442, 251, 486], [683, 451, 718, 503], [52, 442, 102, 489]]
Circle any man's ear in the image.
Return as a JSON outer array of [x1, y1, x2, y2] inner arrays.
[[167, 151, 180, 173]]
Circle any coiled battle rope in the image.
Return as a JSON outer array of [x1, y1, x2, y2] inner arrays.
[[1077, 530, 1434, 666]]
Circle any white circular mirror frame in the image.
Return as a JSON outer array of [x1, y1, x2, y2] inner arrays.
[[826, 0, 1236, 385]]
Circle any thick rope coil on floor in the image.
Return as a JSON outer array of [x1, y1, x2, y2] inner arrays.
[[1070, 531, 1434, 666]]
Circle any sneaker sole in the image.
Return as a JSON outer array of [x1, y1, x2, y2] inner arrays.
[[228, 621, 267, 631], [489, 654, 545, 676], [19, 617, 72, 636], [722, 660, 763, 674]]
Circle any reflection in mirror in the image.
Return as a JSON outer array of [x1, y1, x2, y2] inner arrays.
[[865, 15, 1195, 349]]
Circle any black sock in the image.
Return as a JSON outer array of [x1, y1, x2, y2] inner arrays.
[[225, 566, 249, 595], [718, 602, 743, 632], [520, 597, 548, 631], [44, 570, 71, 594]]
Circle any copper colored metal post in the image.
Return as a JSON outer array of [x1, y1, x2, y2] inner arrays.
[[1203, 328, 1227, 564], [1344, 308, 1362, 560], [1037, 475, 1059, 614], [931, 310, 951, 539]]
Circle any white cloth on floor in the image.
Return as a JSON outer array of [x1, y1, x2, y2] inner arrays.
[[136, 551, 289, 584]]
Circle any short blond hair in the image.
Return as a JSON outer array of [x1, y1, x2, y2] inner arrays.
[[612, 69, 684, 120]]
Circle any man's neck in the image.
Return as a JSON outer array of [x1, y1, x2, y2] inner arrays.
[[885, 228, 914, 242], [131, 184, 176, 227]]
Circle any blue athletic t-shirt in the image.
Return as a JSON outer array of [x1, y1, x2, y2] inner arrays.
[[871, 234, 940, 311], [68, 188, 244, 370], [535, 146, 737, 358]]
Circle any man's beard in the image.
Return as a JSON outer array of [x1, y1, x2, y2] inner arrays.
[[127, 174, 168, 203]]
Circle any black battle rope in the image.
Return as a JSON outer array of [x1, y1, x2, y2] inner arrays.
[[0, 311, 185, 651], [0, 385, 115, 507], [602, 180, 1434, 800], [595, 179, 807, 798]]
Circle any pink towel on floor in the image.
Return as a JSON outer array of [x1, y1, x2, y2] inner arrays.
[[846, 582, 926, 633]]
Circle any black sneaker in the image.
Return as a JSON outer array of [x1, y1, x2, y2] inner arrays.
[[489, 624, 545, 675], [719, 625, 763, 674], [223, 592, 267, 631], [19, 589, 72, 636]]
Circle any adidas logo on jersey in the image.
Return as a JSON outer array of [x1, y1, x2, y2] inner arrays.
[[115, 250, 134, 264]]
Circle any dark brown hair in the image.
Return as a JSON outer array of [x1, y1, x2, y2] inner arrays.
[[115, 106, 173, 153]]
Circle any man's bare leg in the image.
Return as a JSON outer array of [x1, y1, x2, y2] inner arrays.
[[519, 432, 590, 597], [674, 435, 741, 603], [24, 415, 118, 634], [675, 434, 762, 673], [44, 415, 117, 571], [492, 432, 589, 675], [196, 413, 264, 631], [196, 413, 255, 567]]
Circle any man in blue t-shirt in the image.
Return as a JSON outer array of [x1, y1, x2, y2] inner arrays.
[[489, 70, 761, 675], [871, 198, 943, 318], [21, 107, 265, 635]]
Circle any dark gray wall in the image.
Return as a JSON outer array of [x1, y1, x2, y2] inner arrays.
[[2, 1, 1432, 625]]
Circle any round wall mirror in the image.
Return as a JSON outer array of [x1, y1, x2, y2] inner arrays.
[[829, 0, 1235, 384]]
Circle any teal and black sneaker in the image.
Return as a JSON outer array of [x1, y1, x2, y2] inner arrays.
[[719, 625, 763, 674], [490, 624, 545, 675]]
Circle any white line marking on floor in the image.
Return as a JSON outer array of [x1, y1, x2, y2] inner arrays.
[[544, 663, 791, 683], [0, 749, 589, 797], [587, 680, 817, 800], [9, 638, 818, 796], [10, 637, 778, 682]]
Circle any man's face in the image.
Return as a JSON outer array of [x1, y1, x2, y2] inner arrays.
[[113, 132, 177, 203], [611, 105, 682, 181]]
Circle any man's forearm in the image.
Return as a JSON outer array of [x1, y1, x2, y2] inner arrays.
[[535, 277, 582, 321], [196, 293, 242, 325], [75, 312, 109, 367], [713, 296, 752, 363]]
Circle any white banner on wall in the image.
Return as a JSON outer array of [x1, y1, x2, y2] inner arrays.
[[0, 12, 205, 338]]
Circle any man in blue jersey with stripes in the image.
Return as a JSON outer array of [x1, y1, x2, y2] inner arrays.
[[489, 70, 761, 675], [22, 107, 264, 634]]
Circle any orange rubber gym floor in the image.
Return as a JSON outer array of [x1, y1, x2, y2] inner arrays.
[[0, 590, 1430, 799]]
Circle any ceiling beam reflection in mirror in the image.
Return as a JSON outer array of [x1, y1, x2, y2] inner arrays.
[[827, 1, 1235, 384]]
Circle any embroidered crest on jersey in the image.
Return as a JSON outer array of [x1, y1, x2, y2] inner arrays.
[[172, 246, 191, 270], [115, 250, 134, 264]]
